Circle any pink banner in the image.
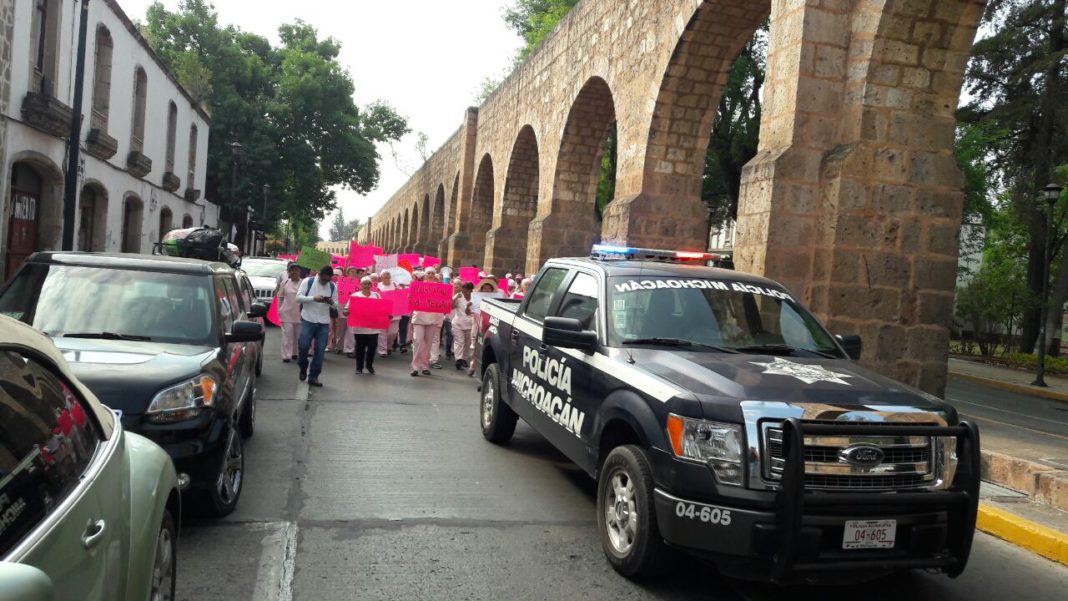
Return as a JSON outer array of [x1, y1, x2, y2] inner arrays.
[[408, 282, 453, 314], [399, 253, 420, 267], [459, 267, 480, 284], [348, 242, 377, 269], [335, 276, 359, 306], [277, 254, 298, 262], [423, 255, 442, 268], [347, 296, 392, 329], [266, 297, 281, 326], [380, 289, 411, 316]]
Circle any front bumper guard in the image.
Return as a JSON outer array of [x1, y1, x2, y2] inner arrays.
[[769, 418, 982, 583]]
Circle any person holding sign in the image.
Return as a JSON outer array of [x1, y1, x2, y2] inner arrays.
[[409, 272, 446, 377], [451, 282, 475, 370], [376, 270, 401, 357], [346, 277, 383, 374], [296, 266, 339, 387]]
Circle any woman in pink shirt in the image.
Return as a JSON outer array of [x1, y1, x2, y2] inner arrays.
[[376, 270, 401, 357], [275, 264, 303, 362]]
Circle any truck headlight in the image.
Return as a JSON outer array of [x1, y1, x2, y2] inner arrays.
[[146, 375, 217, 423], [666, 414, 744, 486]]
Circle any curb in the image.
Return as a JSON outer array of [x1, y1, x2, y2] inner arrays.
[[976, 503, 1068, 566], [951, 371, 1068, 404], [981, 450, 1068, 513]]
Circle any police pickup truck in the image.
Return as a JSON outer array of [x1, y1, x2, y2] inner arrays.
[[474, 245, 980, 584]]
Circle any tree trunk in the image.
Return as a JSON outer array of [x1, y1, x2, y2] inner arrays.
[[1022, 235, 1044, 352]]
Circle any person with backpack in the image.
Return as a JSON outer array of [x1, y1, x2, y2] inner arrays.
[[296, 265, 339, 387]]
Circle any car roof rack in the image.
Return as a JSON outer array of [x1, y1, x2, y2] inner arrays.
[[590, 244, 733, 268]]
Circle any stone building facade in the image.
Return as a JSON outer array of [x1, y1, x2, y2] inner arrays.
[[0, 0, 216, 281], [363, 0, 986, 395]]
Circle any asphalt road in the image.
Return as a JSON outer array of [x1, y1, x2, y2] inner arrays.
[[175, 330, 1068, 600], [946, 377, 1068, 467]]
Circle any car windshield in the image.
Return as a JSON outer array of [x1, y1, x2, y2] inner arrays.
[[241, 260, 287, 278], [0, 264, 217, 345], [607, 276, 842, 357]]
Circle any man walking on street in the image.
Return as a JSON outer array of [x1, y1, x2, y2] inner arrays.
[[297, 265, 338, 387]]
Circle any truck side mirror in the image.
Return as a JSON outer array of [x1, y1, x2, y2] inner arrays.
[[227, 320, 265, 344], [544, 317, 598, 352], [0, 562, 54, 601], [837, 334, 862, 360], [248, 302, 268, 319]]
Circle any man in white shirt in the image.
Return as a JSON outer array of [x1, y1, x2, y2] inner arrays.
[[296, 266, 339, 387]]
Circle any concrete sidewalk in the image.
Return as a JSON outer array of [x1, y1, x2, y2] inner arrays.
[[949, 357, 1068, 403], [947, 357, 1068, 564]]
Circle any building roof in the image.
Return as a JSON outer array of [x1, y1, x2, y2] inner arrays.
[[102, 0, 211, 124]]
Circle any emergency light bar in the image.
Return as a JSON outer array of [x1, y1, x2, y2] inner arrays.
[[590, 244, 730, 266]]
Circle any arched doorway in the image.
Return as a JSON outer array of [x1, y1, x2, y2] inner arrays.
[[432, 184, 446, 256], [466, 154, 495, 266], [159, 207, 174, 242], [121, 195, 144, 253], [182, 214, 193, 228], [78, 183, 108, 252], [6, 159, 62, 277]]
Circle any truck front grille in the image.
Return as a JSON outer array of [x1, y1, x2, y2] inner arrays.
[[255, 289, 273, 300], [763, 423, 936, 491]]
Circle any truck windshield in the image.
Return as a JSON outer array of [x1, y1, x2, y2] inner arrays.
[[607, 276, 842, 357], [0, 264, 218, 345]]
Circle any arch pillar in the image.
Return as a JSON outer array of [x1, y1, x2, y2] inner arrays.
[[735, 0, 985, 395]]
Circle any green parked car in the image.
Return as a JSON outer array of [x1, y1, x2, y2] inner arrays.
[[0, 316, 181, 601]]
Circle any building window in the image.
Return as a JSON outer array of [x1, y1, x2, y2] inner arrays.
[[29, 0, 60, 95], [165, 102, 178, 173], [90, 27, 113, 131], [130, 68, 148, 153], [187, 124, 198, 185]]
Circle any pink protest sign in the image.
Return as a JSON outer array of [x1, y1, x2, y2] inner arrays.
[[423, 256, 442, 268], [347, 296, 392, 329], [408, 282, 453, 314], [266, 297, 281, 327], [348, 242, 376, 268], [380, 289, 411, 316], [459, 267, 480, 284], [335, 277, 358, 306], [277, 254, 298, 262], [399, 253, 420, 267]]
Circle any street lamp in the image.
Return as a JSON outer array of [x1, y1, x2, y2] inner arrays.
[[1033, 182, 1064, 387], [229, 141, 242, 242]]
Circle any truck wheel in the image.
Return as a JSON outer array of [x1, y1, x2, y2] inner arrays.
[[150, 509, 177, 601], [480, 364, 517, 443], [598, 445, 672, 579], [192, 426, 244, 517]]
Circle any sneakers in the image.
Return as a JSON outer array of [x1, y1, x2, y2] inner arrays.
[[431, 362, 443, 370], [308, 378, 323, 387], [410, 370, 419, 377], [421, 369, 432, 376], [299, 368, 307, 381], [283, 358, 291, 363], [455, 360, 463, 370], [368, 367, 376, 375], [355, 369, 363, 375], [291, 355, 298, 360]]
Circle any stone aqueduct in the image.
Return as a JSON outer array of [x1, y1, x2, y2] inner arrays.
[[360, 0, 986, 395]]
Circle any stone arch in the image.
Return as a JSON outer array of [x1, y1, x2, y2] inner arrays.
[[419, 193, 431, 254], [78, 180, 108, 252], [527, 77, 615, 273], [409, 201, 421, 252], [488, 125, 539, 274], [402, 209, 411, 250], [182, 214, 193, 228], [121, 193, 144, 253], [446, 172, 459, 236], [432, 183, 446, 255], [462, 154, 495, 267], [4, 152, 64, 277]]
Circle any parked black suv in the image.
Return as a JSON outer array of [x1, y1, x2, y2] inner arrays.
[[0, 253, 266, 517]]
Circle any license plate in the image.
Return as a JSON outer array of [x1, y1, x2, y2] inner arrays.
[[842, 519, 896, 550]]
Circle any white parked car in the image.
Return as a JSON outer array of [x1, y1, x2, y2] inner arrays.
[[240, 258, 289, 305]]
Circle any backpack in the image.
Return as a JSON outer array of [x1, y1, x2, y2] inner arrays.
[[302, 278, 338, 318]]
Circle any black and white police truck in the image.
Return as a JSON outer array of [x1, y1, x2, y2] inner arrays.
[[474, 245, 980, 583]]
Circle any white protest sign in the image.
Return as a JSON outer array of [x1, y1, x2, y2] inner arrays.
[[374, 254, 399, 273]]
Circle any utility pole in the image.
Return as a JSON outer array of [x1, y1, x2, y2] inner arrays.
[[62, 0, 91, 251]]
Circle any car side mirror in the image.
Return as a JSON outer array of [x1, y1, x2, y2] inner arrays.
[[837, 334, 863, 361], [0, 562, 54, 601], [226, 320, 264, 344], [248, 302, 268, 319], [544, 316, 598, 352]]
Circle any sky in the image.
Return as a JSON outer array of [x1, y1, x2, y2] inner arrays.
[[116, 0, 522, 240]]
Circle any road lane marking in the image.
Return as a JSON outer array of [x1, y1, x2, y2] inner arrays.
[[962, 413, 1068, 442], [948, 397, 1068, 428]]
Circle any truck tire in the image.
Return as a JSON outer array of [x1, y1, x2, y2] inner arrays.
[[480, 364, 518, 443], [598, 445, 672, 579]]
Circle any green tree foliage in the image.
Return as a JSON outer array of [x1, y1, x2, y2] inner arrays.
[[327, 208, 362, 242], [143, 1, 409, 239], [504, 0, 580, 61], [960, 0, 1067, 352]]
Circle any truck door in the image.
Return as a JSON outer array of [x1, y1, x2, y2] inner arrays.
[[507, 266, 570, 423], [542, 270, 600, 468]]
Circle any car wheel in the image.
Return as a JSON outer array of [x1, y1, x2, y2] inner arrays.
[[198, 426, 244, 517], [598, 445, 672, 579], [239, 373, 256, 439], [150, 509, 177, 601], [480, 364, 517, 443]]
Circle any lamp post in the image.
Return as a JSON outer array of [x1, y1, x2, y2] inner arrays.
[[1033, 182, 1064, 387], [61, 0, 91, 251], [229, 141, 242, 242]]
